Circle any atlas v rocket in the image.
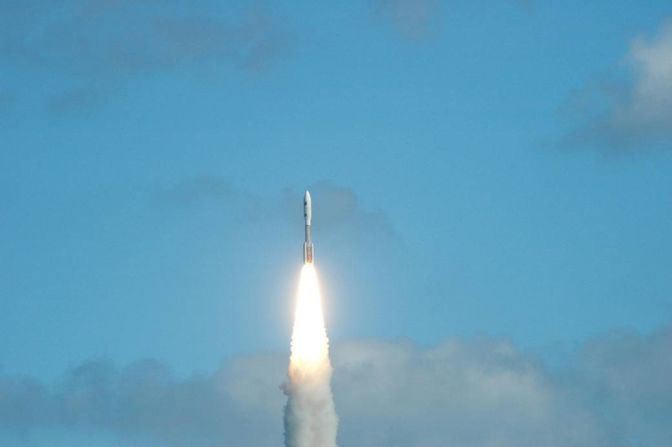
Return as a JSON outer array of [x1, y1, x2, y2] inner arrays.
[[303, 191, 314, 264]]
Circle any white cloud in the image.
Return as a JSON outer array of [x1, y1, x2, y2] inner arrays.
[[2, 325, 672, 446], [611, 20, 672, 139], [569, 19, 672, 148], [332, 339, 606, 447]]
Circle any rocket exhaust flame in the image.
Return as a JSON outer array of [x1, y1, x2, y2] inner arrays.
[[283, 192, 338, 447], [284, 264, 338, 447], [289, 265, 329, 370]]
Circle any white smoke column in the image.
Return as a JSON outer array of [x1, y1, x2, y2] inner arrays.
[[283, 263, 338, 447]]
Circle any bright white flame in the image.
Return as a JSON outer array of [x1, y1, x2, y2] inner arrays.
[[284, 263, 338, 447], [289, 264, 329, 372]]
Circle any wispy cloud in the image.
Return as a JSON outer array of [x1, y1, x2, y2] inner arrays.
[[0, 0, 293, 112], [564, 19, 672, 150], [371, 1, 533, 40], [373, 0, 442, 40], [0, 0, 292, 77], [158, 178, 401, 245], [46, 87, 103, 115], [1, 325, 671, 446], [0, 93, 16, 106]]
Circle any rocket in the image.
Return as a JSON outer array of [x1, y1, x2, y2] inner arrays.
[[303, 191, 314, 264]]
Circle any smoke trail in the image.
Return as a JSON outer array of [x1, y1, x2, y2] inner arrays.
[[283, 264, 338, 447]]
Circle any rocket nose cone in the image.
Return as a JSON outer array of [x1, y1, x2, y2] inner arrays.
[[303, 190, 312, 224], [304, 191, 312, 210]]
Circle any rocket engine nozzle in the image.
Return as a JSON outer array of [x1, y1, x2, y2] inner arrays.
[[303, 242, 314, 264]]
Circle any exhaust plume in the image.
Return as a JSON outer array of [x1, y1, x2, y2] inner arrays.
[[283, 264, 338, 447]]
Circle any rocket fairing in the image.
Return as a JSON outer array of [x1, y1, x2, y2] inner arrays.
[[303, 191, 314, 264]]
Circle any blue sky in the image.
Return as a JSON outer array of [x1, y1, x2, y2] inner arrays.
[[1, 1, 672, 446]]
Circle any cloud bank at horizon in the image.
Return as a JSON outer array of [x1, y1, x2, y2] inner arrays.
[[1, 324, 671, 447]]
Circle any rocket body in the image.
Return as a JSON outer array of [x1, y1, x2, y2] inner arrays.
[[303, 191, 314, 264]]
